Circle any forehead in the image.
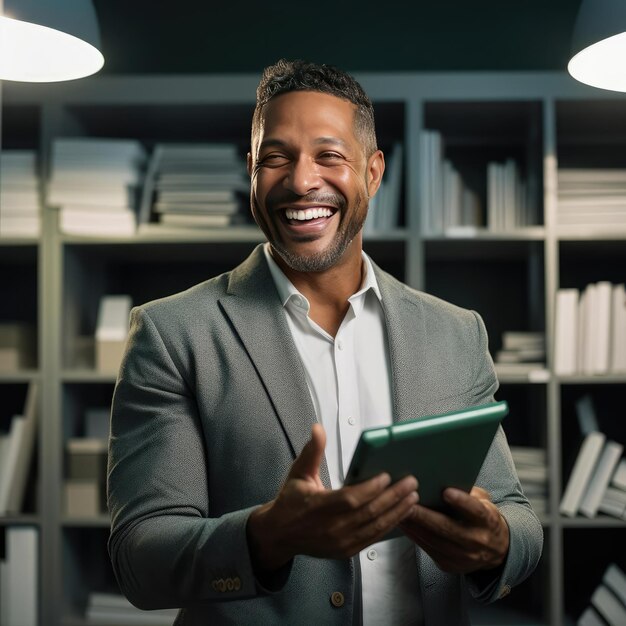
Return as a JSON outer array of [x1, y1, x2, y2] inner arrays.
[[258, 91, 358, 144]]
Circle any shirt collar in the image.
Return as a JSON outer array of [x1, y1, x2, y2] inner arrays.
[[262, 243, 383, 312]]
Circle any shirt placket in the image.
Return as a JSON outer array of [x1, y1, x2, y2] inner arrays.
[[333, 315, 361, 482]]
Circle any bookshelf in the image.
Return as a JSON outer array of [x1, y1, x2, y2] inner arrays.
[[1, 71, 625, 626]]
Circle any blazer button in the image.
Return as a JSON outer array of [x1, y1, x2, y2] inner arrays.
[[330, 591, 345, 607], [233, 576, 241, 591], [226, 577, 234, 591], [211, 580, 219, 592], [217, 579, 226, 593]]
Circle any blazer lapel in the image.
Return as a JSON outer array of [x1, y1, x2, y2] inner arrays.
[[374, 265, 428, 424], [218, 245, 331, 487]]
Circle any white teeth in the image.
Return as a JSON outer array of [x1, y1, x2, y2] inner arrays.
[[285, 208, 333, 221]]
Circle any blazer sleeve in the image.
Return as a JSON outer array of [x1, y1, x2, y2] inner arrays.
[[465, 311, 544, 603], [107, 306, 270, 609]]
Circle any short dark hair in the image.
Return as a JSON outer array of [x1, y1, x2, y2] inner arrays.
[[251, 59, 378, 156]]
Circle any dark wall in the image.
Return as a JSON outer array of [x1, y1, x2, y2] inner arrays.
[[94, 0, 581, 74]]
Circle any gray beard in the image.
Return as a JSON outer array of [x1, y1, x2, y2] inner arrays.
[[271, 196, 367, 273]]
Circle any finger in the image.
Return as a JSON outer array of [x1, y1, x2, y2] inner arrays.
[[345, 490, 419, 552], [349, 475, 419, 526], [443, 488, 492, 525], [469, 486, 490, 501], [289, 423, 326, 481], [403, 504, 474, 550]]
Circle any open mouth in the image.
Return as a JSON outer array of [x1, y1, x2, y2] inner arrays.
[[283, 207, 337, 224]]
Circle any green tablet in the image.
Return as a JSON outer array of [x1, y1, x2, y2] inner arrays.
[[344, 401, 509, 513]]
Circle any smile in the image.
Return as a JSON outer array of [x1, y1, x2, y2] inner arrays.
[[284, 207, 335, 221]]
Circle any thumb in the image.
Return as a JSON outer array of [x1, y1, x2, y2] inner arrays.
[[288, 423, 326, 481]]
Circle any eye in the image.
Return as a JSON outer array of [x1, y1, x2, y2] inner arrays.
[[318, 152, 343, 162], [260, 153, 289, 167]]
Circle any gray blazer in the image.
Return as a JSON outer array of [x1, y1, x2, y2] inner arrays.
[[108, 244, 542, 625]]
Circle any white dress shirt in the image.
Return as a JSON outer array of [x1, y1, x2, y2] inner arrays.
[[263, 244, 423, 625]]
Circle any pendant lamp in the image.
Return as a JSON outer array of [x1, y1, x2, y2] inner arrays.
[[0, 0, 104, 82], [568, 0, 626, 92]]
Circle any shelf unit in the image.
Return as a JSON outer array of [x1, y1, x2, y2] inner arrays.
[[1, 71, 625, 626]]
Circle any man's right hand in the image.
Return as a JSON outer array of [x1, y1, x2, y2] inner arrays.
[[246, 423, 419, 573]]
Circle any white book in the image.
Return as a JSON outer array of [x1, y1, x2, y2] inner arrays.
[[96, 296, 132, 343], [502, 331, 545, 350], [554, 289, 580, 375], [598, 498, 625, 518], [514, 465, 548, 483], [604, 486, 626, 505], [0, 417, 25, 514], [431, 132, 444, 234], [60, 208, 137, 236], [487, 162, 497, 231], [0, 526, 38, 626], [580, 440, 624, 518], [384, 142, 403, 231], [419, 132, 432, 234], [559, 431, 606, 517], [509, 445, 547, 464], [591, 584, 626, 626], [3, 383, 38, 514], [578, 606, 605, 626], [581, 284, 596, 375], [604, 563, 626, 606], [611, 284, 626, 373], [593, 281, 613, 374], [576, 394, 600, 436], [612, 459, 626, 490]]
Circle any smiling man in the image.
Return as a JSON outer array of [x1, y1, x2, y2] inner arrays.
[[108, 59, 543, 625]]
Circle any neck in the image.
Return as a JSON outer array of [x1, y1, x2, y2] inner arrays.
[[272, 238, 364, 336]]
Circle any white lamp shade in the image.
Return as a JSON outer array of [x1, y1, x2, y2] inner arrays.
[[0, 0, 104, 82], [568, 0, 626, 92]]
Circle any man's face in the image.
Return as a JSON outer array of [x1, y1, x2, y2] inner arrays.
[[248, 91, 384, 273]]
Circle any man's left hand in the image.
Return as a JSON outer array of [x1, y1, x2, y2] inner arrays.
[[399, 486, 509, 574]]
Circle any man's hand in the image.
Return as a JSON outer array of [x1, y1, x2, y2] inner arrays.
[[399, 486, 509, 574], [247, 424, 419, 572]]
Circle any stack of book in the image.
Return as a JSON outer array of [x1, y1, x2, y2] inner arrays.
[[0, 526, 38, 625], [364, 142, 403, 233], [510, 446, 548, 515], [560, 395, 626, 520], [0, 150, 40, 237], [85, 592, 178, 625], [486, 159, 532, 231], [554, 282, 626, 376], [558, 168, 626, 229], [64, 436, 108, 518], [95, 295, 132, 372], [0, 383, 38, 515], [493, 331, 547, 378], [577, 563, 626, 626], [0, 322, 36, 370], [138, 143, 249, 233], [418, 130, 482, 236], [48, 138, 147, 236]]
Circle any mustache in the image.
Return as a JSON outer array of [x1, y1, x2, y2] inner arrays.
[[266, 190, 346, 211]]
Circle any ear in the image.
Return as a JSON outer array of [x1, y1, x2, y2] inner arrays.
[[247, 152, 253, 177], [366, 149, 385, 198]]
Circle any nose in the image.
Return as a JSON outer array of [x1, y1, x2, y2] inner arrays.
[[284, 156, 321, 196]]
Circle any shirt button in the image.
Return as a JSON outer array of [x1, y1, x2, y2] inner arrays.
[[336, 340, 343, 350], [347, 416, 356, 426], [330, 591, 345, 607], [367, 549, 377, 561]]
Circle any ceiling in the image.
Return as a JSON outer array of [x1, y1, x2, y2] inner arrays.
[[92, 0, 583, 75]]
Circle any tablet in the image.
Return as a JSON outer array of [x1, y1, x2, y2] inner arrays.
[[344, 401, 509, 513]]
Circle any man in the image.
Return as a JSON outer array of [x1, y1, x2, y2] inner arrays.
[[108, 59, 543, 625]]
